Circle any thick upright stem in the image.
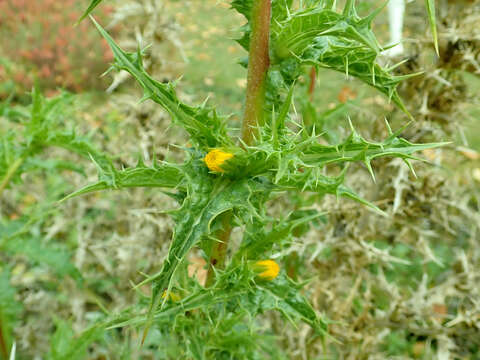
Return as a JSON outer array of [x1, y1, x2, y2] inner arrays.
[[206, 0, 272, 286], [241, 0, 272, 145], [308, 67, 317, 102]]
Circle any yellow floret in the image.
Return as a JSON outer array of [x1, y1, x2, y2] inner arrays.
[[255, 260, 280, 280], [204, 149, 234, 172], [161, 290, 181, 302]]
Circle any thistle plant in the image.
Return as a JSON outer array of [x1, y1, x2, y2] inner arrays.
[[54, 0, 447, 356], [0, 89, 111, 198]]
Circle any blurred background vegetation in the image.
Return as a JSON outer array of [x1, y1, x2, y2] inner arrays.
[[0, 0, 479, 359]]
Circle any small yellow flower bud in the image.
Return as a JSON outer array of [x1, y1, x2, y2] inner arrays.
[[161, 290, 181, 302], [254, 260, 280, 281], [204, 149, 234, 172]]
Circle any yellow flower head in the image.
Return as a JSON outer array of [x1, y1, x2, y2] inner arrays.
[[254, 260, 280, 281], [204, 149, 234, 172], [161, 290, 181, 302]]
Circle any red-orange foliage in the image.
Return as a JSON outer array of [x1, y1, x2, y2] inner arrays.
[[0, 0, 117, 96]]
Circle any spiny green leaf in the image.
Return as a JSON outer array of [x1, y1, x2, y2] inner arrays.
[[238, 209, 325, 259], [26, 87, 74, 143], [258, 275, 328, 335], [277, 168, 386, 215], [300, 37, 413, 116], [1, 89, 104, 192], [272, 6, 381, 61], [105, 288, 247, 330], [137, 158, 258, 342], [61, 162, 184, 201], [300, 127, 448, 167], [46, 132, 115, 178], [269, 2, 416, 116], [91, 17, 231, 148], [106, 262, 327, 338]]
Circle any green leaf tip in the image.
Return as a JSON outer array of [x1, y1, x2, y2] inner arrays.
[[60, 162, 184, 202], [77, 0, 104, 25], [89, 16, 231, 149], [425, 0, 439, 56]]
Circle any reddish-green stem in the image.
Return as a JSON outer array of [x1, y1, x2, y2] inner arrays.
[[241, 0, 272, 145], [206, 0, 272, 286], [308, 67, 317, 102], [0, 320, 8, 360]]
